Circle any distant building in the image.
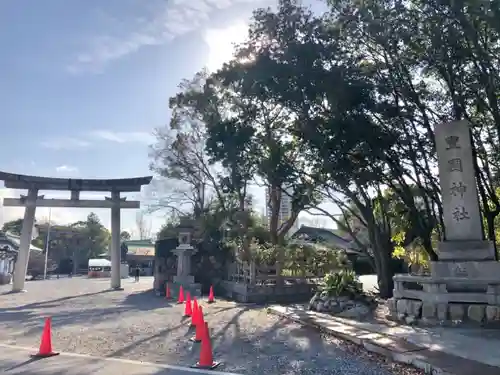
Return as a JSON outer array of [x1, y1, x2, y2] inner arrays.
[[0, 231, 44, 284], [123, 239, 155, 276], [290, 225, 361, 254], [289, 225, 374, 274], [265, 186, 299, 235]]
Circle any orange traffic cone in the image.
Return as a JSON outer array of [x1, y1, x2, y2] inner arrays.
[[190, 306, 205, 342], [193, 322, 220, 369], [32, 317, 59, 358], [207, 285, 215, 304], [191, 298, 199, 326], [165, 283, 172, 300], [177, 285, 185, 304], [184, 292, 192, 317]]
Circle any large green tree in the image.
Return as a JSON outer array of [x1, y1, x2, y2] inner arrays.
[[160, 0, 500, 297], [71, 212, 110, 260], [2, 218, 23, 236]]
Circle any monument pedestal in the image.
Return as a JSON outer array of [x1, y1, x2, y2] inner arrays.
[[171, 280, 202, 298], [389, 120, 500, 326], [436, 240, 496, 261]]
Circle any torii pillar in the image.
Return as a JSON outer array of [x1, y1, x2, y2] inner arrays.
[[109, 191, 123, 290], [11, 188, 39, 292]]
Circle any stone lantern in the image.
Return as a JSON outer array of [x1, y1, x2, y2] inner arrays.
[[171, 217, 201, 297]]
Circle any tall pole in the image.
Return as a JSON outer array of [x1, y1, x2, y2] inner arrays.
[[110, 191, 122, 289], [43, 208, 52, 280]]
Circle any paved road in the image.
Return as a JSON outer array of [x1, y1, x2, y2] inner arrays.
[[0, 344, 239, 375], [358, 274, 378, 293], [0, 277, 416, 375]]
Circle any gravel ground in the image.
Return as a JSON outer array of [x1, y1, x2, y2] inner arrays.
[[0, 277, 423, 375]]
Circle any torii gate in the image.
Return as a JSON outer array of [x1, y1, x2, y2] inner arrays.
[[0, 172, 152, 292]]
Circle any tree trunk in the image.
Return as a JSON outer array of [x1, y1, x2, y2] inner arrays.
[[376, 249, 395, 298], [366, 218, 395, 299]]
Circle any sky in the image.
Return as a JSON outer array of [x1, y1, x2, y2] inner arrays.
[[0, 0, 335, 237]]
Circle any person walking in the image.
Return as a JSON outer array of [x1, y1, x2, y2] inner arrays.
[[134, 266, 140, 282]]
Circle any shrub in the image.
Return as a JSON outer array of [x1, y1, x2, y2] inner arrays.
[[284, 242, 351, 276], [323, 269, 363, 297]]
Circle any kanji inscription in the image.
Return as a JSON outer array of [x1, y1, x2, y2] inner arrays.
[[448, 158, 463, 172], [445, 135, 461, 150], [452, 206, 470, 221], [450, 182, 467, 198]]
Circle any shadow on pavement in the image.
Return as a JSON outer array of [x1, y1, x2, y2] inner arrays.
[[0, 289, 114, 310], [0, 279, 398, 375]]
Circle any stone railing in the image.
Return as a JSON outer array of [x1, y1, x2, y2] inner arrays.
[[390, 273, 500, 324]]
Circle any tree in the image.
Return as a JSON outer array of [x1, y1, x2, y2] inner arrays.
[[160, 0, 500, 298], [2, 219, 23, 235], [203, 35, 323, 244], [214, 0, 439, 296], [120, 231, 131, 241], [135, 211, 152, 240], [71, 212, 110, 260], [149, 70, 226, 218]]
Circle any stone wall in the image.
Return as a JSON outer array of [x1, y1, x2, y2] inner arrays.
[[220, 280, 316, 304], [388, 298, 500, 326], [309, 291, 373, 319]]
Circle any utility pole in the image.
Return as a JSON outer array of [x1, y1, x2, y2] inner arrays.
[[43, 208, 52, 280]]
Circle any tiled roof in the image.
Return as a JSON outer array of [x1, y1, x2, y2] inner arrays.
[[127, 245, 155, 257], [290, 225, 362, 254], [0, 232, 43, 252]]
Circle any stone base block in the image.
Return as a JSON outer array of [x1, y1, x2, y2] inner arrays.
[[431, 260, 500, 280], [437, 240, 496, 261], [171, 281, 202, 298], [388, 297, 500, 326], [174, 275, 195, 285]]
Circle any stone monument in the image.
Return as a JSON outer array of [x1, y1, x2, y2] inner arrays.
[[390, 120, 500, 325], [171, 217, 201, 297]]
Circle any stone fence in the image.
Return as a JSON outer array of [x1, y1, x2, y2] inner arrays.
[[220, 259, 320, 303]]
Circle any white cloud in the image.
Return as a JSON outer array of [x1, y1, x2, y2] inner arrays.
[[56, 164, 78, 176], [40, 137, 90, 150], [89, 130, 154, 144], [40, 130, 153, 150], [67, 0, 265, 74], [203, 20, 248, 72], [55, 165, 78, 173]]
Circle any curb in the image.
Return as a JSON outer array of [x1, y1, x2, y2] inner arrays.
[[267, 306, 453, 375]]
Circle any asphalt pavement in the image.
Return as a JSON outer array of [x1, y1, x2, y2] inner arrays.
[[0, 344, 241, 375]]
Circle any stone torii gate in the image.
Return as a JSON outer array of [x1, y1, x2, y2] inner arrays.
[[0, 172, 152, 292]]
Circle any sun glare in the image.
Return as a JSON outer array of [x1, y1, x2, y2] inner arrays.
[[203, 20, 249, 73]]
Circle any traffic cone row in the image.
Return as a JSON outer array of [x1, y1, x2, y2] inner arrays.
[[31, 285, 219, 369], [164, 282, 216, 304], [178, 286, 220, 370]]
